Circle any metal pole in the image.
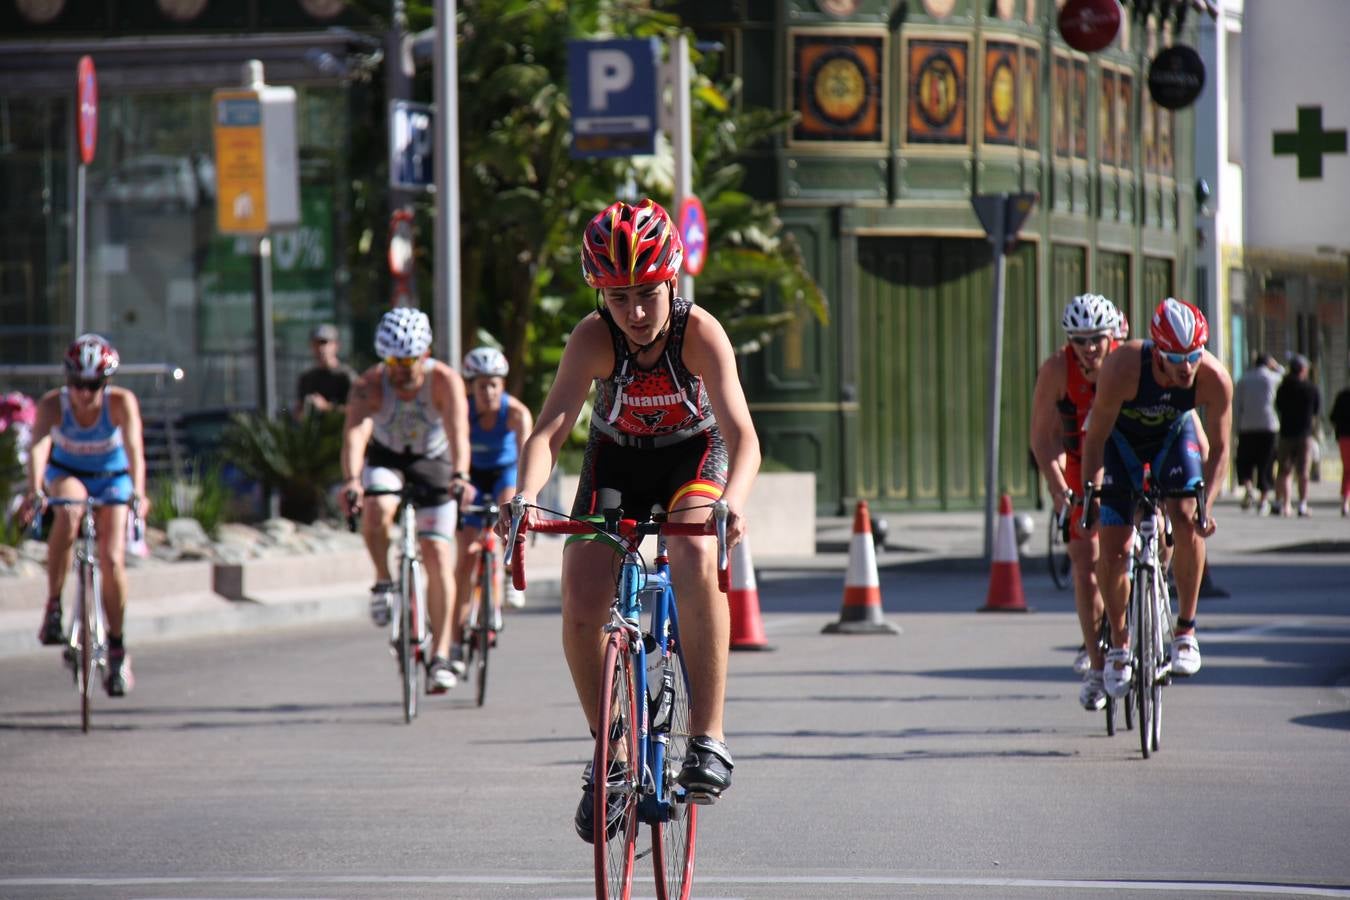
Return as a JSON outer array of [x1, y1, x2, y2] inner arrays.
[[387, 1, 413, 307], [74, 162, 87, 336], [254, 234, 280, 518], [671, 34, 693, 301], [434, 0, 462, 366], [983, 204, 1008, 561]]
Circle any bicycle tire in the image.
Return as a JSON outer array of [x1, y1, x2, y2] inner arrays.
[[79, 564, 95, 734], [1048, 509, 1070, 590], [1149, 566, 1166, 753], [594, 631, 639, 899], [1096, 618, 1115, 736], [652, 638, 698, 900], [400, 554, 418, 724], [1134, 566, 1154, 759], [474, 548, 494, 708]]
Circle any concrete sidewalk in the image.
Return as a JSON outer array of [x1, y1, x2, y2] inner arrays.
[[2, 481, 1344, 660]]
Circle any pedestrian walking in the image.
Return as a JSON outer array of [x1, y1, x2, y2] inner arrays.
[[295, 323, 356, 417], [1329, 374, 1350, 517], [1233, 352, 1282, 515], [1274, 354, 1321, 517]]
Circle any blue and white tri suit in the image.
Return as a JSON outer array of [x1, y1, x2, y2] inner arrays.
[[462, 393, 518, 529], [44, 387, 134, 505]]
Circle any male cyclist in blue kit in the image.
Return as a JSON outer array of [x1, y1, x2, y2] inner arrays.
[[341, 308, 475, 694], [450, 346, 533, 676], [502, 198, 760, 842], [1080, 298, 1233, 698], [19, 334, 151, 696]]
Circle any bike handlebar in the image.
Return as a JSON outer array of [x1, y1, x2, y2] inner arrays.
[[1078, 479, 1208, 532]]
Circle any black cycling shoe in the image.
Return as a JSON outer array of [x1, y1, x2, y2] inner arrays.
[[38, 603, 64, 646], [676, 735, 734, 804], [574, 759, 627, 844]]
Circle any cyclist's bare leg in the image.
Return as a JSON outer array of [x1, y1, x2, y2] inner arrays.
[[1095, 523, 1134, 648], [360, 495, 398, 582], [560, 540, 622, 733], [421, 536, 456, 658], [42, 476, 87, 604], [1166, 497, 1203, 628], [94, 504, 128, 638], [1068, 533, 1105, 669], [452, 526, 478, 635], [665, 532, 728, 741]]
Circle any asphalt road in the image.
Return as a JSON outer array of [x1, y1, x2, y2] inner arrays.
[[1, 548, 1348, 899]]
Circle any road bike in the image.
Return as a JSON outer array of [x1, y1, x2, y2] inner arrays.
[[44, 497, 140, 733], [457, 498, 501, 708], [349, 486, 431, 723], [1086, 465, 1205, 758], [507, 495, 728, 900], [1097, 615, 1134, 737], [1048, 499, 1072, 590]]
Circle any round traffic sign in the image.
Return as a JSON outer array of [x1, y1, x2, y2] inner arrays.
[[76, 55, 98, 166], [1058, 0, 1120, 54], [1148, 44, 1206, 111], [677, 196, 708, 277]]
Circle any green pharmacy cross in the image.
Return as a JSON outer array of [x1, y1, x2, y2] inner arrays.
[[1273, 105, 1347, 179]]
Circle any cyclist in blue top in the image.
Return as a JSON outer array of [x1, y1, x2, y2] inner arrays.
[[1081, 298, 1233, 698], [451, 346, 532, 676], [19, 334, 151, 696]]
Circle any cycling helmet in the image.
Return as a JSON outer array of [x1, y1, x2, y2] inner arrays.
[[581, 198, 684, 289], [1113, 308, 1130, 341], [375, 307, 433, 358], [1149, 297, 1208, 353], [1061, 293, 1118, 336], [462, 346, 509, 379], [64, 333, 120, 380]]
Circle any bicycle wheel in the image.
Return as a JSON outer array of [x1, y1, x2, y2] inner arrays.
[[1097, 620, 1116, 737], [652, 640, 698, 900], [399, 555, 418, 724], [79, 564, 95, 734], [1134, 567, 1154, 759], [594, 632, 639, 899], [1150, 567, 1167, 753], [474, 549, 494, 707], [1048, 510, 1070, 590]]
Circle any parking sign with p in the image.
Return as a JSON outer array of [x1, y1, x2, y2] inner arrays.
[[568, 38, 660, 159]]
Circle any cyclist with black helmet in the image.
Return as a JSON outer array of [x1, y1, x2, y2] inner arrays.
[[1030, 293, 1123, 711], [1081, 298, 1233, 697], [341, 307, 475, 694], [500, 198, 760, 842], [19, 334, 151, 696], [450, 346, 533, 673]]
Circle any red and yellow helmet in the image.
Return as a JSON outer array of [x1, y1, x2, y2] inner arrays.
[[581, 199, 684, 288]]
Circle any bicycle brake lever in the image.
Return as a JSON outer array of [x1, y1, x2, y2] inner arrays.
[[507, 495, 527, 590], [713, 500, 729, 592]]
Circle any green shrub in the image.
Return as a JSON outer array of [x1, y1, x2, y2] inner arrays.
[[0, 429, 24, 547], [148, 460, 231, 538], [221, 409, 344, 523]]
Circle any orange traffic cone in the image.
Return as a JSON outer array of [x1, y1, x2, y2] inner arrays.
[[728, 536, 773, 651], [823, 500, 900, 635], [979, 494, 1031, 612]]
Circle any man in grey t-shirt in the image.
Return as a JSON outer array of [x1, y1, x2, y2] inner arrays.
[[1233, 352, 1282, 514]]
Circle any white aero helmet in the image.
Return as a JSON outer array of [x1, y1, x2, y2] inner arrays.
[[1061, 293, 1118, 336], [1113, 307, 1130, 341], [375, 307, 433, 358], [462, 346, 509, 379]]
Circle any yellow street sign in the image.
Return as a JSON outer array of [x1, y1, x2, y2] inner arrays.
[[213, 90, 267, 235]]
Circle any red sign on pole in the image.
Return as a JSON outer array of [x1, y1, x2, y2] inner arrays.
[[1058, 0, 1121, 54], [76, 56, 98, 166], [677, 196, 708, 277]]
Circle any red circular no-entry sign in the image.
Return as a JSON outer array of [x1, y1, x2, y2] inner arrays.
[[76, 55, 98, 166], [677, 196, 708, 277], [1058, 0, 1121, 54]]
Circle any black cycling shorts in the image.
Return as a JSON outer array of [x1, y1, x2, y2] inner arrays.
[[364, 440, 452, 507], [570, 427, 728, 521]]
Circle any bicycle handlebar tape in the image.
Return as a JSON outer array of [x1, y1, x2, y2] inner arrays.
[[823, 500, 900, 635], [979, 494, 1031, 612], [728, 535, 773, 651]]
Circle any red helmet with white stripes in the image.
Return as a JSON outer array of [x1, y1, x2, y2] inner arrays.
[[64, 333, 120, 380], [1149, 298, 1208, 354], [581, 199, 684, 289]]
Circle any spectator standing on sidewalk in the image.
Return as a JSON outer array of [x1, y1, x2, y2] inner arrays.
[[1274, 354, 1321, 517], [1329, 375, 1350, 517], [1233, 352, 1283, 515], [295, 324, 356, 417]]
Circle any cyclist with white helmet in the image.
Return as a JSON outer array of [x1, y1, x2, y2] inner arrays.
[[450, 346, 533, 670], [501, 198, 760, 842], [1030, 293, 1122, 711], [341, 307, 474, 694], [1081, 298, 1233, 696], [19, 334, 151, 695]]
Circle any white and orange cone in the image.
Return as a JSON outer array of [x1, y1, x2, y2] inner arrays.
[[728, 536, 773, 651], [979, 494, 1031, 612], [823, 500, 900, 635]]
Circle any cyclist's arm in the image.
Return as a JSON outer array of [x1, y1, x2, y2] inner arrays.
[[1080, 344, 1138, 497], [683, 307, 761, 543], [1029, 352, 1071, 508], [514, 315, 610, 504], [20, 392, 59, 519], [111, 388, 150, 515], [1195, 354, 1234, 515], [340, 368, 378, 487]]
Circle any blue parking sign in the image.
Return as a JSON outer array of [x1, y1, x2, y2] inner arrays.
[[390, 100, 435, 192], [568, 38, 660, 159]]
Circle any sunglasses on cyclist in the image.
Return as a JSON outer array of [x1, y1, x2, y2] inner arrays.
[[68, 378, 106, 392], [384, 355, 421, 369], [1160, 348, 1204, 365], [1069, 334, 1110, 346]]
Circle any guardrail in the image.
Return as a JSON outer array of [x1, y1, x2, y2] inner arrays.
[[0, 363, 184, 380]]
